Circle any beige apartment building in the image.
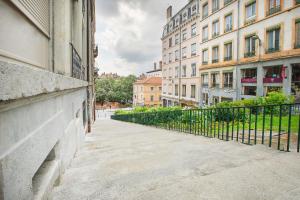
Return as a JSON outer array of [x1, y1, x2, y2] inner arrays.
[[162, 0, 300, 107], [0, 0, 97, 199]]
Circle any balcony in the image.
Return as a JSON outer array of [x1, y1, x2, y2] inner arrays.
[[241, 77, 257, 83], [202, 13, 208, 19], [244, 51, 256, 58], [212, 32, 219, 38], [202, 61, 208, 65], [202, 83, 209, 88], [224, 0, 232, 6], [266, 47, 280, 54], [202, 37, 208, 42], [267, 5, 281, 16], [71, 44, 85, 80], [212, 59, 219, 63], [212, 6, 219, 13], [263, 77, 283, 83], [224, 56, 232, 61]]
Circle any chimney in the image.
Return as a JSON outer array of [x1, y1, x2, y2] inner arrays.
[[159, 61, 162, 69], [154, 62, 157, 70], [167, 6, 172, 21]]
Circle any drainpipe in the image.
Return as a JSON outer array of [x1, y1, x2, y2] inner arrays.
[[235, 0, 241, 100], [179, 25, 182, 106]]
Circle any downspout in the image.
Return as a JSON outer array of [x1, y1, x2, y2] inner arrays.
[[179, 25, 182, 106], [87, 0, 91, 133], [235, 0, 240, 100]]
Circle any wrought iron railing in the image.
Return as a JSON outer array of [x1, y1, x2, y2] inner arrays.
[[111, 104, 300, 153], [244, 51, 256, 58], [71, 44, 85, 80], [267, 5, 281, 16]]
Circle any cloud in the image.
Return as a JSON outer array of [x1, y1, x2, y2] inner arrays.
[[95, 0, 186, 76]]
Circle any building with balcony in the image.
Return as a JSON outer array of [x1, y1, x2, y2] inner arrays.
[[162, 0, 300, 107], [161, 0, 201, 107], [0, 0, 97, 199]]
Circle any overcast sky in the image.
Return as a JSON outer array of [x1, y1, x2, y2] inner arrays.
[[95, 0, 187, 76]]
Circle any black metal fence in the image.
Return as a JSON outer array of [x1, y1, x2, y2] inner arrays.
[[111, 104, 300, 153]]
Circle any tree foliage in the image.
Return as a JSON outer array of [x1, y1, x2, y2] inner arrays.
[[95, 75, 137, 105]]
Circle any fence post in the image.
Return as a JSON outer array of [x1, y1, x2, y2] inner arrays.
[[287, 105, 292, 152], [189, 109, 192, 134]]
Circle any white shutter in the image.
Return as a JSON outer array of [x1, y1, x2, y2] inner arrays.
[[10, 0, 50, 36]]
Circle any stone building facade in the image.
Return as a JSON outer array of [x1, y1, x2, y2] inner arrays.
[[162, 0, 300, 107], [0, 0, 97, 199]]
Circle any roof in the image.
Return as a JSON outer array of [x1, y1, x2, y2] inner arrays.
[[146, 69, 162, 74], [134, 77, 162, 85]]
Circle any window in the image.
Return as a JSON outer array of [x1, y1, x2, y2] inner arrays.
[[169, 52, 173, 63], [203, 93, 209, 105], [267, 0, 281, 16], [203, 3, 208, 18], [175, 84, 179, 96], [169, 67, 172, 78], [191, 85, 196, 98], [225, 13, 233, 32], [212, 20, 220, 37], [296, 19, 300, 49], [191, 63, 196, 77], [212, 0, 219, 12], [182, 11, 188, 22], [182, 47, 187, 58], [224, 42, 233, 61], [175, 50, 179, 61], [169, 37, 172, 47], [212, 46, 219, 63], [192, 4, 197, 15], [182, 85, 187, 97], [296, 0, 300, 5], [201, 74, 209, 87], [159, 87, 162, 91], [175, 66, 179, 78], [191, 43, 197, 56], [151, 87, 154, 91], [223, 72, 233, 88], [182, 29, 187, 41], [175, 34, 180, 45], [202, 49, 208, 64], [163, 54, 167, 64], [182, 65, 187, 77], [150, 95, 154, 102], [243, 86, 257, 96], [211, 73, 220, 88], [245, 35, 256, 57], [191, 24, 197, 37], [266, 26, 280, 53], [245, 1, 256, 22], [224, 0, 233, 5], [202, 25, 208, 41]]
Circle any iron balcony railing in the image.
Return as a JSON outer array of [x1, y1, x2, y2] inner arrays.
[[267, 5, 281, 16], [266, 47, 280, 53], [111, 104, 300, 153], [71, 44, 85, 80], [224, 0, 232, 6], [244, 51, 256, 58], [224, 56, 232, 61], [212, 58, 219, 63]]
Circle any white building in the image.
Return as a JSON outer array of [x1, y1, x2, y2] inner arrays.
[[0, 0, 97, 199]]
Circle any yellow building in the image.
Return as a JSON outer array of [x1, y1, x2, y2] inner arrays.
[[133, 77, 162, 107]]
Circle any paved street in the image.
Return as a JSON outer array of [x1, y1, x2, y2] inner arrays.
[[52, 119, 300, 200]]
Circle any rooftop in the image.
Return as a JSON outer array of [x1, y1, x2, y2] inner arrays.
[[135, 77, 162, 85]]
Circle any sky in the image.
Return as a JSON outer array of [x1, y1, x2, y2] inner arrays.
[[95, 0, 187, 76]]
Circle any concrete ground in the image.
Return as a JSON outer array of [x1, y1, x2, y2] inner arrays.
[[52, 120, 300, 200]]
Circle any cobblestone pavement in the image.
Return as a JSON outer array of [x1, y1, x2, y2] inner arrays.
[[52, 119, 300, 200]]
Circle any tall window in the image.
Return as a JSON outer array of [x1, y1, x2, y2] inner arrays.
[[175, 34, 179, 45], [225, 13, 233, 32], [203, 3, 208, 18], [191, 63, 196, 77], [175, 66, 179, 78], [182, 47, 187, 58], [168, 67, 172, 78], [182, 85, 187, 97], [182, 29, 187, 41], [182, 65, 187, 77], [224, 42, 233, 61], [212, 0, 219, 12], [296, 19, 300, 49], [175, 84, 179, 96], [267, 0, 281, 16], [150, 95, 154, 102], [191, 23, 197, 36], [202, 25, 208, 41], [245, 35, 256, 57], [191, 85, 196, 98], [175, 50, 179, 61], [266, 26, 280, 53], [202, 49, 208, 64], [191, 43, 197, 56], [169, 52, 172, 63], [212, 46, 219, 63], [201, 74, 209, 87], [169, 37, 172, 47], [245, 1, 256, 22], [211, 73, 220, 88], [212, 20, 220, 37], [223, 72, 233, 88]]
